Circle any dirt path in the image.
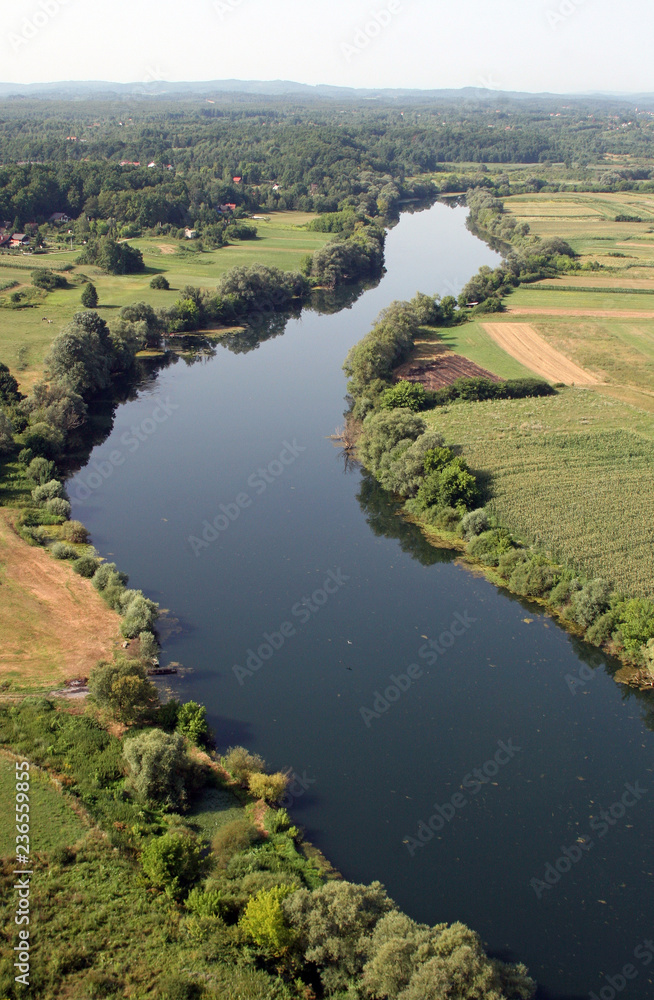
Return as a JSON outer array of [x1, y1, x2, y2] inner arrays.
[[0, 512, 122, 686], [506, 306, 654, 319], [482, 323, 601, 385]]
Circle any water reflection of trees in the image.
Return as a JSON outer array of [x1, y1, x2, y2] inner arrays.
[[356, 473, 456, 568]]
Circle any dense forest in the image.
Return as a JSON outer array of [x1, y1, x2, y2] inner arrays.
[[1, 95, 654, 230]]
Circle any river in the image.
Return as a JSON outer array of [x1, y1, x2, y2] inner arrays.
[[69, 202, 654, 1000]]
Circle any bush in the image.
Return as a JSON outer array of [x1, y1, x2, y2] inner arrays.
[[569, 579, 612, 628], [51, 541, 77, 560], [31, 268, 67, 291], [176, 701, 209, 746], [211, 818, 259, 866], [120, 592, 159, 638], [138, 631, 159, 660], [61, 519, 89, 543], [93, 562, 128, 592], [45, 497, 71, 519], [239, 885, 296, 957], [508, 557, 557, 598], [376, 430, 444, 498], [586, 609, 621, 647], [615, 598, 654, 653], [223, 746, 266, 784], [248, 772, 289, 803], [73, 554, 100, 578], [460, 508, 489, 540], [140, 830, 204, 899], [380, 381, 427, 412], [157, 975, 201, 1000], [32, 479, 65, 503], [467, 528, 515, 566], [358, 409, 426, 475], [185, 887, 226, 918], [124, 729, 192, 809], [88, 657, 158, 722], [27, 456, 56, 484], [150, 274, 170, 290]]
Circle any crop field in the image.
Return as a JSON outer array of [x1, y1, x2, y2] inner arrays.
[[0, 212, 328, 389], [425, 388, 654, 597]]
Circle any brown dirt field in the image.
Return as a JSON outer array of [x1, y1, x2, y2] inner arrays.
[[482, 323, 600, 385], [0, 511, 122, 688], [506, 306, 654, 319], [395, 348, 501, 390], [157, 244, 177, 254]]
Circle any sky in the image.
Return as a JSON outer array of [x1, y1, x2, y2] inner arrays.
[[0, 0, 651, 95]]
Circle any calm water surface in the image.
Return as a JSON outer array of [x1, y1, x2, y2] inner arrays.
[[70, 204, 654, 999]]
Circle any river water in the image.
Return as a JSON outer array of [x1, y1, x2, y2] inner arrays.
[[69, 203, 654, 1000]]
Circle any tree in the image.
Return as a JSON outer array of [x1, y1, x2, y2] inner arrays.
[[284, 880, 396, 992], [123, 728, 191, 809], [223, 746, 266, 784], [616, 599, 654, 653], [81, 282, 99, 308], [380, 381, 426, 412], [88, 657, 158, 722], [0, 362, 21, 404], [119, 592, 159, 639], [176, 701, 209, 746], [150, 274, 170, 290], [140, 830, 204, 898], [358, 410, 426, 476], [45, 312, 116, 398], [0, 410, 14, 454], [240, 886, 296, 957]]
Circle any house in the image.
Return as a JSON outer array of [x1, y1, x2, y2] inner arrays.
[[184, 228, 198, 239], [148, 161, 156, 168], [0, 234, 11, 248], [219, 203, 237, 214], [272, 184, 280, 191], [233, 176, 242, 184], [49, 212, 70, 224], [10, 234, 29, 247]]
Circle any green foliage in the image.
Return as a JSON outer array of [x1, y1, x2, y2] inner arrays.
[[460, 508, 490, 540], [376, 430, 444, 498], [51, 541, 77, 560], [414, 458, 479, 514], [211, 817, 260, 867], [120, 591, 159, 638], [32, 478, 65, 503], [467, 528, 515, 566], [73, 554, 101, 578], [0, 409, 14, 453], [240, 885, 296, 957], [27, 456, 56, 484], [358, 409, 426, 476], [140, 830, 204, 899], [508, 556, 557, 598], [569, 578, 612, 628], [31, 268, 67, 291], [45, 311, 119, 399], [0, 361, 21, 404], [615, 598, 654, 652], [93, 561, 128, 591], [61, 518, 89, 542], [176, 701, 209, 746], [88, 657, 158, 722], [77, 236, 145, 274], [123, 728, 193, 810], [380, 381, 427, 412], [247, 771, 289, 803], [81, 281, 99, 308], [150, 274, 170, 289], [223, 746, 266, 784]]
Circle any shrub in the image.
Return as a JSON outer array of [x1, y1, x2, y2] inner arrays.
[[549, 576, 581, 607], [586, 609, 621, 647], [88, 657, 158, 722], [51, 541, 77, 560], [185, 887, 226, 918], [223, 746, 266, 784], [73, 554, 100, 578], [27, 456, 56, 484], [32, 479, 65, 503], [508, 557, 557, 598], [120, 592, 159, 638], [460, 508, 489, 540], [150, 274, 170, 290], [358, 409, 426, 475], [211, 818, 259, 866], [376, 430, 444, 497], [31, 268, 67, 291], [380, 381, 427, 412], [61, 519, 89, 543], [18, 448, 34, 466], [467, 528, 515, 566], [239, 885, 296, 957], [176, 701, 209, 746], [248, 772, 289, 803], [140, 830, 204, 898], [615, 599, 654, 653], [124, 729, 192, 809], [45, 497, 71, 519], [569, 579, 612, 628], [93, 562, 128, 592], [138, 631, 159, 660]]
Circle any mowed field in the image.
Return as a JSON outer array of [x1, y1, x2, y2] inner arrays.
[[0, 212, 329, 390], [425, 389, 654, 598]]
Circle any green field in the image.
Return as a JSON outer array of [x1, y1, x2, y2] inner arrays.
[[0, 212, 329, 388], [0, 752, 86, 856], [431, 321, 537, 379], [425, 388, 654, 598]]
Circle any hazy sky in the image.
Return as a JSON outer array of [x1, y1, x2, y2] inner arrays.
[[1, 0, 651, 94]]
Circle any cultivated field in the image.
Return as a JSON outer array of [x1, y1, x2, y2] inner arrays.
[[482, 323, 600, 385], [426, 389, 654, 598], [0, 212, 328, 389]]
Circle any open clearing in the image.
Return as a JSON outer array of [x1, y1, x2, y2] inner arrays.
[[0, 751, 87, 856], [0, 511, 121, 688], [395, 350, 502, 389], [506, 306, 654, 319], [482, 323, 600, 384]]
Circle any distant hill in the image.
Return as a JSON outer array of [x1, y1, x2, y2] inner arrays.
[[0, 79, 652, 109]]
